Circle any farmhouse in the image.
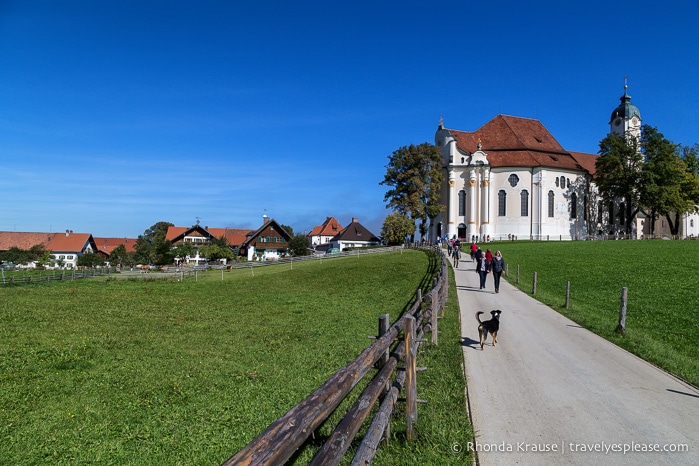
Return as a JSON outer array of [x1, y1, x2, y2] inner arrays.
[[0, 230, 96, 268], [93, 237, 137, 261], [165, 224, 254, 264], [239, 216, 293, 261]]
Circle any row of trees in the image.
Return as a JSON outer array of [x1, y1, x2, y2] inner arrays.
[[596, 125, 699, 236]]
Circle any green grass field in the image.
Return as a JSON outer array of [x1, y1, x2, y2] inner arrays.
[[0, 250, 473, 465], [490, 239, 699, 387]]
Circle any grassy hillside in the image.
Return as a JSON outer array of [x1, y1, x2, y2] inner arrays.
[[0, 250, 473, 465], [489, 240, 699, 387]]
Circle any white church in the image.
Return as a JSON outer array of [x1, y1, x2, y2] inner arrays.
[[431, 86, 699, 242]]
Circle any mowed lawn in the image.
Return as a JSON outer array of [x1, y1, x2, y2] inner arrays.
[[0, 250, 473, 465], [491, 240, 699, 387]]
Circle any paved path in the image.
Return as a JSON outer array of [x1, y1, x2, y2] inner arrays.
[[452, 254, 699, 465]]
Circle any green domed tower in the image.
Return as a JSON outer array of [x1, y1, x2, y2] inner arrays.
[[609, 77, 641, 141]]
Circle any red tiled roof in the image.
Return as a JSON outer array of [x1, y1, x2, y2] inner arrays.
[[206, 228, 254, 247], [93, 237, 138, 254], [448, 115, 596, 172], [308, 217, 343, 237], [45, 233, 94, 253], [166, 226, 254, 247], [0, 232, 53, 251]]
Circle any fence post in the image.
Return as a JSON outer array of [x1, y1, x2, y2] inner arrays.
[[405, 315, 417, 441], [430, 291, 438, 345], [516, 265, 520, 284], [532, 272, 537, 295], [616, 287, 628, 335], [565, 281, 571, 309]]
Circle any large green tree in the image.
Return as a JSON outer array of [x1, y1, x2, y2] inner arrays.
[[288, 233, 310, 256], [380, 143, 443, 241], [640, 126, 686, 235], [134, 221, 175, 265], [596, 130, 645, 234], [381, 211, 415, 245]]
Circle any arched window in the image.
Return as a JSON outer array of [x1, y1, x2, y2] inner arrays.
[[570, 192, 577, 219], [548, 191, 555, 217], [560, 176, 565, 188], [458, 190, 466, 216], [619, 202, 626, 226], [608, 201, 614, 223], [498, 190, 507, 216], [508, 174, 519, 187], [555, 177, 559, 187], [521, 190, 529, 216], [598, 201, 604, 224]]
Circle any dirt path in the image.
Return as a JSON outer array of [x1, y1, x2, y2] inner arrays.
[[452, 256, 699, 465]]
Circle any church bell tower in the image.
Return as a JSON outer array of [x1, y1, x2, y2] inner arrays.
[[609, 77, 641, 141]]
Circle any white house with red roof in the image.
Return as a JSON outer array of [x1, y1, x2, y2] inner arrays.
[[0, 230, 97, 268], [307, 217, 343, 247]]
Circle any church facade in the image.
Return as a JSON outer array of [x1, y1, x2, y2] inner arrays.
[[431, 87, 699, 242]]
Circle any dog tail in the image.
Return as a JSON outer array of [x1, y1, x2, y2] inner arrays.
[[476, 311, 484, 323]]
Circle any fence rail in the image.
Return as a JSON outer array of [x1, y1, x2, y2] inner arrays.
[[222, 247, 449, 465]]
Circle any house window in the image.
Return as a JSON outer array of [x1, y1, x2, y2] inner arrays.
[[548, 191, 555, 217], [570, 192, 577, 218], [508, 174, 519, 187], [521, 190, 529, 216], [498, 190, 506, 216], [458, 190, 466, 216]]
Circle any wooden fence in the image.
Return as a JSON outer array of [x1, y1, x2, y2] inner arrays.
[[222, 247, 449, 465]]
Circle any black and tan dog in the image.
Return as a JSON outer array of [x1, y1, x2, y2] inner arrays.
[[476, 310, 502, 350]]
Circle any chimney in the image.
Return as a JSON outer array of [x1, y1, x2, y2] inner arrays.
[[65, 229, 70, 237], [352, 217, 358, 223], [263, 214, 269, 224]]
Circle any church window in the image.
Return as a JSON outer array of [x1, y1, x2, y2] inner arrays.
[[548, 191, 555, 217], [598, 201, 604, 224], [555, 177, 559, 187], [608, 201, 614, 223], [508, 174, 519, 187], [498, 190, 507, 216], [458, 190, 466, 216], [691, 219, 695, 228], [570, 193, 577, 219], [521, 190, 529, 216], [560, 176, 565, 188], [619, 203, 626, 226], [567, 178, 571, 188]]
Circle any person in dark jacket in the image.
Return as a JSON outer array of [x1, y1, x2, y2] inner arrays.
[[491, 250, 505, 293], [478, 252, 491, 289]]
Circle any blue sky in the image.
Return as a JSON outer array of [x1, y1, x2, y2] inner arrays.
[[2, 1, 698, 238]]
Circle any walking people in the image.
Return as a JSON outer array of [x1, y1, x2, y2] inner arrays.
[[470, 242, 477, 261], [491, 250, 505, 293], [485, 248, 493, 262], [478, 251, 491, 289], [452, 245, 460, 268]]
